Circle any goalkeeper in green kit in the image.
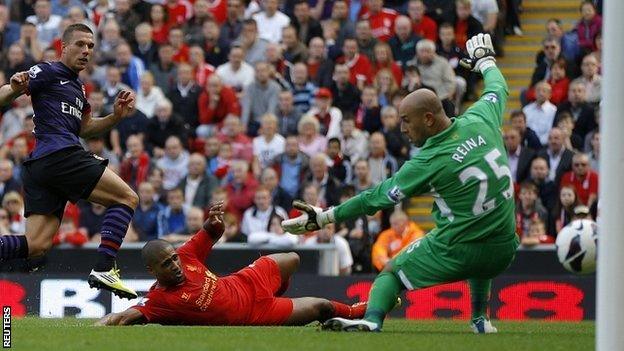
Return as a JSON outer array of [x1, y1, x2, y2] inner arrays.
[[282, 34, 520, 333]]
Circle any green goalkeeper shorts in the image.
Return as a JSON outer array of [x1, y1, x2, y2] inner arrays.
[[390, 234, 520, 290]]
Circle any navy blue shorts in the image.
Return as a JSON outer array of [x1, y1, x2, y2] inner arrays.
[[22, 146, 108, 219]]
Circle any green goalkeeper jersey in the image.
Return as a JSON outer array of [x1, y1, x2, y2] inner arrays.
[[335, 67, 516, 245]]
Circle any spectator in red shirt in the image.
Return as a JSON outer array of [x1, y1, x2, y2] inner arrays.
[[372, 42, 403, 87], [453, 0, 484, 51], [216, 115, 253, 162], [560, 153, 598, 207], [97, 204, 368, 326], [189, 45, 215, 88], [165, 0, 190, 28], [207, 0, 227, 24], [149, 4, 170, 45], [361, 0, 398, 42], [407, 0, 437, 41], [197, 75, 241, 134], [169, 28, 190, 63], [526, 58, 570, 106], [576, 1, 602, 53], [338, 38, 373, 90], [225, 160, 259, 217], [520, 218, 554, 247], [120, 135, 153, 191]]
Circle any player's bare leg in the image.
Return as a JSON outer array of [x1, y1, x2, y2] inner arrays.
[[86, 167, 139, 299], [265, 252, 300, 295]]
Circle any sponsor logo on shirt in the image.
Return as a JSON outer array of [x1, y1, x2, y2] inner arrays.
[[28, 65, 42, 78], [60, 80, 70, 85], [483, 93, 498, 103]]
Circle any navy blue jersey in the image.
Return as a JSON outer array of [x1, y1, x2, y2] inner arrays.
[[27, 61, 91, 160]]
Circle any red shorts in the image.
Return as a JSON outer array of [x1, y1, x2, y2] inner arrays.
[[231, 256, 293, 325]]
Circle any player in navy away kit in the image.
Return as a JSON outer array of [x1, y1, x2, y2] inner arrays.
[[0, 24, 139, 298]]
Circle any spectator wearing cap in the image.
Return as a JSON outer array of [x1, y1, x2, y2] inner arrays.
[[306, 88, 342, 139], [329, 64, 361, 114], [337, 38, 374, 90], [241, 62, 281, 136], [167, 63, 201, 131], [197, 74, 241, 131], [389, 15, 421, 69], [560, 153, 598, 207], [252, 0, 291, 44], [407, 0, 436, 41]]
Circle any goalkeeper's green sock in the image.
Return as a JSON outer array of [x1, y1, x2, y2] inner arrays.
[[363, 271, 404, 327], [468, 278, 492, 321]]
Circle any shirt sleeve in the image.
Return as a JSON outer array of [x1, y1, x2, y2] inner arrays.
[[334, 157, 431, 222], [462, 66, 508, 129], [131, 291, 170, 323], [26, 63, 53, 96], [176, 228, 215, 262]]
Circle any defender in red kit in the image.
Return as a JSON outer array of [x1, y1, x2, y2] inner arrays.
[[97, 202, 368, 326]]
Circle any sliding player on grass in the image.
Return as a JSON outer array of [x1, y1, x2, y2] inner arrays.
[[97, 202, 371, 326], [282, 34, 519, 333]]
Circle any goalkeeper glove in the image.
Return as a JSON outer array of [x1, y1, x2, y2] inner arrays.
[[281, 200, 335, 235], [460, 33, 497, 73]]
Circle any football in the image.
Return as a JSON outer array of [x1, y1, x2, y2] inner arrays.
[[555, 219, 598, 274]]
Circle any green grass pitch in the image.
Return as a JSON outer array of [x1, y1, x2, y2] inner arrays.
[[10, 318, 594, 351]]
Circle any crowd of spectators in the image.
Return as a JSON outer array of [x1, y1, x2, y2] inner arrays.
[[0, 0, 603, 274]]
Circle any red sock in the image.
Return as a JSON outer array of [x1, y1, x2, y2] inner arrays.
[[275, 278, 290, 296], [331, 301, 367, 319]]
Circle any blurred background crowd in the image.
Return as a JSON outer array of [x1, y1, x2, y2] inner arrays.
[[0, 0, 603, 274]]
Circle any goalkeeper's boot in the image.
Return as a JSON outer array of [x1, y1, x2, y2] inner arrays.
[[470, 316, 498, 334], [88, 265, 138, 299], [322, 318, 380, 332]]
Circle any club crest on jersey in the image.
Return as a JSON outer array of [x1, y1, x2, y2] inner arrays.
[[482, 93, 498, 103], [181, 292, 190, 301], [387, 185, 405, 203]]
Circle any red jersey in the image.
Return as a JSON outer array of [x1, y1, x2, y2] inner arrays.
[[194, 62, 215, 88], [132, 229, 292, 325], [560, 170, 599, 206], [166, 1, 191, 27], [338, 54, 373, 86], [173, 44, 190, 63], [412, 15, 437, 42], [207, 0, 227, 24], [362, 9, 398, 42]]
